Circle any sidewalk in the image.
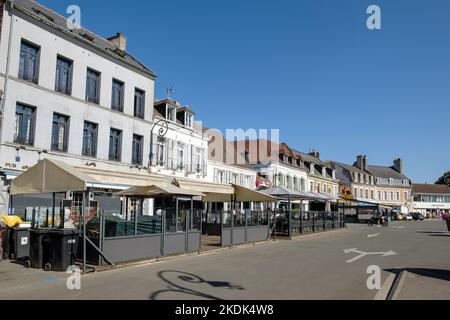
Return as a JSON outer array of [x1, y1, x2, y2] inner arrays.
[[393, 269, 450, 300]]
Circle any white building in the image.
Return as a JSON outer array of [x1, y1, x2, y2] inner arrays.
[[412, 184, 450, 218], [205, 129, 256, 189], [150, 98, 208, 180], [0, 0, 222, 218], [0, 0, 159, 213]]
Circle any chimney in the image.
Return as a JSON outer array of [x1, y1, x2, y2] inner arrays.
[[356, 155, 364, 170], [108, 33, 127, 51], [308, 150, 320, 160], [393, 158, 403, 175], [363, 155, 368, 171], [356, 155, 368, 171]]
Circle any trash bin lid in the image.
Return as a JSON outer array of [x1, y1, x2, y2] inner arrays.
[[0, 215, 24, 228]]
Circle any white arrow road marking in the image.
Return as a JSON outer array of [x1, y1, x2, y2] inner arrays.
[[344, 248, 397, 263], [368, 233, 380, 238]]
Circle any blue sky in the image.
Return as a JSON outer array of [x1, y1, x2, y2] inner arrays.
[[39, 0, 450, 183]]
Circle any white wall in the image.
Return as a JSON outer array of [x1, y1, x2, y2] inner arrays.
[[207, 160, 257, 189], [150, 117, 209, 180], [0, 8, 155, 174]]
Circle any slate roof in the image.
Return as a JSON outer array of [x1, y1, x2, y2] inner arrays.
[[366, 165, 409, 181], [12, 0, 156, 78]]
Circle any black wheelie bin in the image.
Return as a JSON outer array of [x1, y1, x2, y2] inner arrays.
[[29, 228, 51, 269], [45, 229, 80, 272]]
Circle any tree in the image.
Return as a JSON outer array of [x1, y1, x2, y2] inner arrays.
[[436, 171, 450, 185]]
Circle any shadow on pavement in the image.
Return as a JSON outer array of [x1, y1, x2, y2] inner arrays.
[[385, 268, 450, 282], [149, 270, 245, 300], [415, 230, 450, 237]]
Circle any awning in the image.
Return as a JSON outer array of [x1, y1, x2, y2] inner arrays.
[[233, 185, 275, 202], [10, 159, 96, 195], [260, 187, 316, 200], [115, 183, 205, 197]]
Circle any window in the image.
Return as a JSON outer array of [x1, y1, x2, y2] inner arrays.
[[19, 40, 39, 83], [109, 128, 122, 161], [378, 191, 381, 200], [354, 188, 358, 198], [167, 106, 175, 121], [86, 69, 100, 104], [293, 177, 298, 190], [301, 178, 306, 191], [133, 88, 145, 119], [244, 176, 250, 188], [185, 113, 193, 128], [384, 191, 388, 200], [371, 190, 374, 199], [215, 170, 225, 184], [55, 56, 73, 95], [132, 134, 143, 165], [193, 147, 202, 174], [156, 137, 166, 167], [176, 142, 185, 170], [82, 121, 98, 157], [51, 113, 70, 152], [287, 176, 292, 189], [14, 104, 36, 145], [111, 79, 124, 112]]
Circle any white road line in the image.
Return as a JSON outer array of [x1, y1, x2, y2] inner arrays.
[[368, 233, 380, 238], [344, 248, 397, 263]]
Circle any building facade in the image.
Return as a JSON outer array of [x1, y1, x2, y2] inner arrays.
[[150, 98, 208, 180], [0, 0, 159, 213], [329, 155, 413, 212], [412, 184, 450, 218]]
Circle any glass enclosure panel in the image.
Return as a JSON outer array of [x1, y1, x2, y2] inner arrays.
[[190, 201, 203, 231], [233, 210, 246, 227], [223, 211, 232, 228], [246, 210, 259, 226]]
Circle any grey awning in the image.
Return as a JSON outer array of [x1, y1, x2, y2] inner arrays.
[[260, 187, 317, 200], [115, 183, 205, 197], [10, 159, 96, 195]]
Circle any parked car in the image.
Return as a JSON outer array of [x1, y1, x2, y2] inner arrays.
[[411, 212, 425, 221], [404, 214, 413, 221]]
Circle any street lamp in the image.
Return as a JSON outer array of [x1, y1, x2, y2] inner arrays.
[[148, 119, 169, 170]]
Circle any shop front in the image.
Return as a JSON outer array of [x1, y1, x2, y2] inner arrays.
[[8, 159, 275, 270]]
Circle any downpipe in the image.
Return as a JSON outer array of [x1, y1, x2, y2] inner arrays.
[[0, 0, 16, 149]]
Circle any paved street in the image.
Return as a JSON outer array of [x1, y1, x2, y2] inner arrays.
[[0, 220, 449, 300]]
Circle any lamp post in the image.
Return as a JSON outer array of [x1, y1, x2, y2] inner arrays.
[[148, 119, 169, 170]]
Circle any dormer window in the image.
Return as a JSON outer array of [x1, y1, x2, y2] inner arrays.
[[185, 113, 194, 128], [167, 106, 176, 122], [310, 163, 315, 174], [322, 167, 326, 177]]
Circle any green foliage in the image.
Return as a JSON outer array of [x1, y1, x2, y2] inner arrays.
[[436, 171, 450, 185]]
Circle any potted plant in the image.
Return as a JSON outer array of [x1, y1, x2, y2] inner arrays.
[[442, 212, 450, 231]]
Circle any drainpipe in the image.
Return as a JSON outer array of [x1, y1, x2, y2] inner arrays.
[[0, 0, 16, 216], [0, 0, 15, 131]]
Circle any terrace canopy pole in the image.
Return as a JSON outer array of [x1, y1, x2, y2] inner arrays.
[[52, 193, 56, 228], [82, 187, 91, 273], [288, 196, 292, 238], [230, 194, 234, 247]]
